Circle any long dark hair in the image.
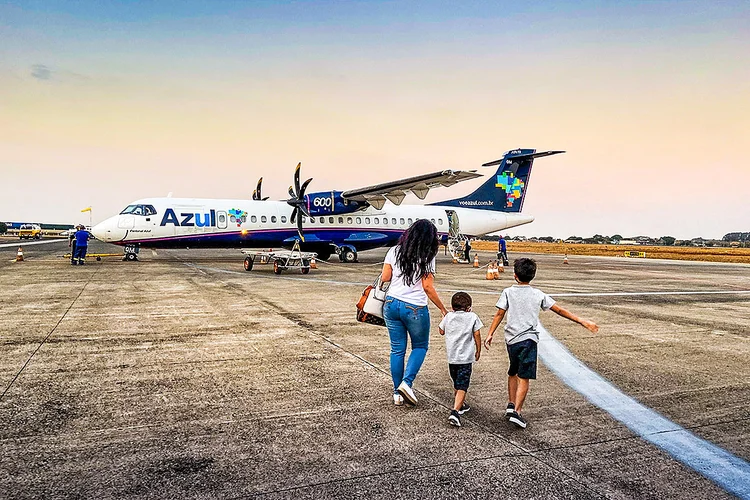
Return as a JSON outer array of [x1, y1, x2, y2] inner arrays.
[[395, 219, 439, 287]]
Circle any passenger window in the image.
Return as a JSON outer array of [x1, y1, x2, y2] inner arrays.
[[338, 217, 344, 224], [251, 216, 257, 223], [398, 218, 403, 225], [329, 217, 334, 224], [365, 217, 371, 224], [302, 216, 307, 223], [407, 218, 413, 225], [431, 218, 436, 224], [261, 216, 267, 223], [356, 217, 362, 224], [271, 216, 277, 223], [383, 218, 388, 226], [319, 218, 325, 224], [281, 216, 287, 223], [310, 217, 316, 223], [374, 218, 379, 224], [347, 217, 353, 224], [438, 218, 444, 225]]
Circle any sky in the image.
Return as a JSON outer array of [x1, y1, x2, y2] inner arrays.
[[1, 0, 748, 239]]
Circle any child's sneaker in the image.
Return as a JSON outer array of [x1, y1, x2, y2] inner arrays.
[[397, 381, 418, 405], [393, 394, 404, 406], [448, 410, 461, 427], [505, 402, 515, 419], [508, 411, 527, 429], [458, 402, 471, 415]]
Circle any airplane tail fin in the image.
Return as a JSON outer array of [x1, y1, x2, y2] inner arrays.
[[433, 149, 564, 212]]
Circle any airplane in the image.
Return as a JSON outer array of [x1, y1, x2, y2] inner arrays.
[[91, 148, 564, 262]]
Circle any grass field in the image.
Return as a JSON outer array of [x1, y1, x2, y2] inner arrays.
[[471, 241, 750, 264]]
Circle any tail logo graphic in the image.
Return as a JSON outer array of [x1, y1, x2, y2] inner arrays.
[[495, 172, 525, 208]]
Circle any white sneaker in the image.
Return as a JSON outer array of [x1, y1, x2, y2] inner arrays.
[[393, 394, 404, 406], [397, 381, 418, 405]]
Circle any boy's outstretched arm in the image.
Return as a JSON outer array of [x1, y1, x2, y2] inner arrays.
[[484, 308, 506, 348], [550, 304, 599, 333]]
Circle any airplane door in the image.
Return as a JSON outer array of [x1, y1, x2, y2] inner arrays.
[[118, 216, 135, 229], [217, 211, 228, 229], [446, 210, 460, 238]]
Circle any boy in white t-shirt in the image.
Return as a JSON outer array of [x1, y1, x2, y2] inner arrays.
[[439, 292, 483, 427], [484, 258, 599, 429]]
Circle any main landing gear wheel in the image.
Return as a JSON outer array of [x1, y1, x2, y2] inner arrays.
[[244, 257, 254, 271], [301, 259, 310, 274], [340, 249, 357, 263], [125, 253, 138, 262], [273, 259, 283, 275]]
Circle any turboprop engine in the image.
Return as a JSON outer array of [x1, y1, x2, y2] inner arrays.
[[305, 191, 363, 217]]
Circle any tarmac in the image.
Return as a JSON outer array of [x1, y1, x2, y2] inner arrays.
[[1, 237, 749, 499]]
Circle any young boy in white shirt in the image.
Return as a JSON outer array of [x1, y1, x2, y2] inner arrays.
[[484, 258, 599, 429], [439, 292, 483, 427]]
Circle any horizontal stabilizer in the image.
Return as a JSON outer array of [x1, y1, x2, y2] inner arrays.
[[482, 150, 565, 167]]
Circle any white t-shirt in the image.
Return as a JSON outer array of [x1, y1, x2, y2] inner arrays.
[[384, 246, 436, 307], [439, 311, 484, 364], [496, 285, 556, 345]]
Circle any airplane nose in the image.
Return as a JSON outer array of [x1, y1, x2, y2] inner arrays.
[[92, 217, 127, 242]]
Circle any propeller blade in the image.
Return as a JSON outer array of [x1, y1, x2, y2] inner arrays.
[[297, 212, 305, 242], [291, 207, 297, 224], [294, 163, 301, 194], [288, 185, 296, 199], [252, 190, 258, 201], [299, 177, 313, 197]]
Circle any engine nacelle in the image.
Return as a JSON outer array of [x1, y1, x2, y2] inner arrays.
[[305, 191, 362, 216]]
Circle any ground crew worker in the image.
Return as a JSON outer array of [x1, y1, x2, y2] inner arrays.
[[73, 225, 90, 265], [68, 227, 77, 265], [498, 235, 509, 266], [464, 239, 472, 263]]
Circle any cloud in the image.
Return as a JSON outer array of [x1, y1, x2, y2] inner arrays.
[[30, 64, 53, 81]]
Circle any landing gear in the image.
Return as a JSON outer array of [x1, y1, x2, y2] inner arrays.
[[123, 244, 139, 262], [244, 256, 254, 271], [339, 247, 358, 263], [301, 259, 310, 274]]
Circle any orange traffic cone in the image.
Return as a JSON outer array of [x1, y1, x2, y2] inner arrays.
[[494, 261, 502, 279], [563, 254, 569, 265], [310, 257, 317, 269], [16, 247, 24, 262], [473, 254, 479, 268], [485, 262, 495, 280]]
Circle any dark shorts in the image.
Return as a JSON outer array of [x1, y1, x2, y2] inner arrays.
[[449, 363, 472, 391], [507, 339, 537, 379]]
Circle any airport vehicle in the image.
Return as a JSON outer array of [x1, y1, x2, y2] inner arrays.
[[241, 240, 316, 275], [92, 149, 563, 263], [18, 224, 42, 240]]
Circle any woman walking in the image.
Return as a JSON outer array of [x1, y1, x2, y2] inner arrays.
[[382, 219, 448, 406]]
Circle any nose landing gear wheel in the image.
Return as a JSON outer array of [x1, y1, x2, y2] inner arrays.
[[125, 253, 138, 262]]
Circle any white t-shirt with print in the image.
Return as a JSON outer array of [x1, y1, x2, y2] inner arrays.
[[384, 246, 436, 307]]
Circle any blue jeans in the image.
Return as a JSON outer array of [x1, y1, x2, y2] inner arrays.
[[73, 245, 87, 262], [384, 296, 431, 393]]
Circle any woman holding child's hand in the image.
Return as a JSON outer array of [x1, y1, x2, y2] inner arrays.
[[381, 219, 448, 407]]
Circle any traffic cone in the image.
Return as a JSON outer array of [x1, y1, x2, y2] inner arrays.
[[563, 254, 569, 265], [485, 262, 494, 280], [494, 261, 502, 279], [310, 257, 317, 269], [473, 254, 479, 268], [16, 247, 24, 262], [452, 255, 458, 264]]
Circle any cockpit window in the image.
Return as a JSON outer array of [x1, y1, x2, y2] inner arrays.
[[120, 204, 157, 216]]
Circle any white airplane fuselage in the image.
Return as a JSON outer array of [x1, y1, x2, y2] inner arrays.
[[91, 197, 533, 254]]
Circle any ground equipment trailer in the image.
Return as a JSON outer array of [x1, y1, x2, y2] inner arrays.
[[241, 241, 317, 275]]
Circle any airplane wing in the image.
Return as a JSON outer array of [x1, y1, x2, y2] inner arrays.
[[341, 170, 482, 210]]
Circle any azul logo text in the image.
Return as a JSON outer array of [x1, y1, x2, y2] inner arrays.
[[160, 209, 217, 227]]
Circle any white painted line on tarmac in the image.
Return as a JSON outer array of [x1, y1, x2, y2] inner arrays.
[[538, 325, 750, 499], [0, 239, 61, 249], [193, 266, 750, 299]]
